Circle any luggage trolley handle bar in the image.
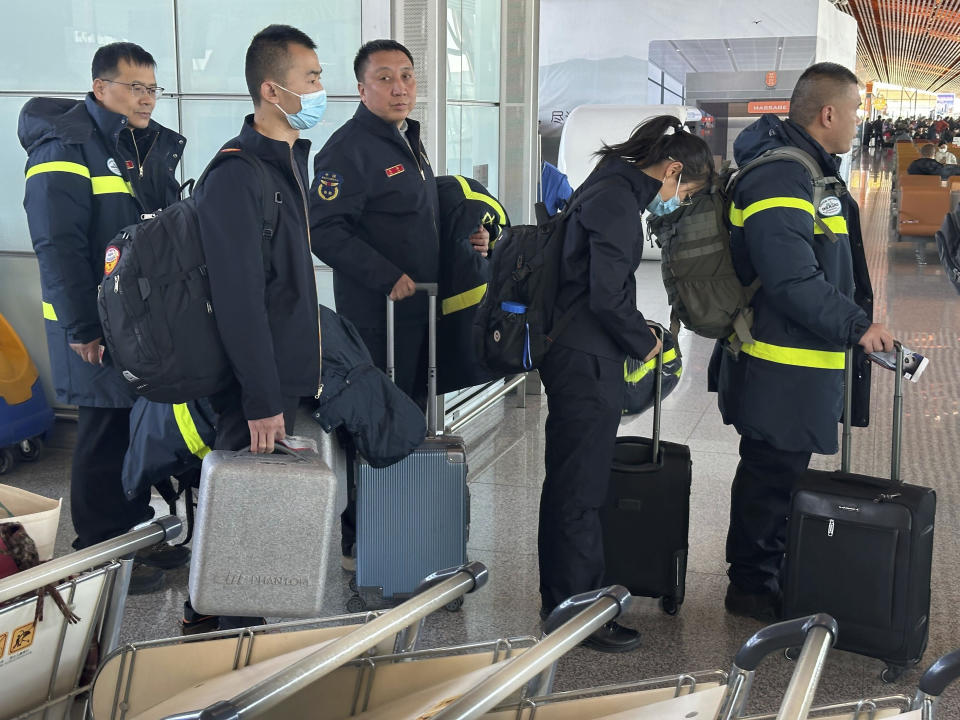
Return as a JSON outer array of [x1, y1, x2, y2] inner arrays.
[[650, 323, 665, 462], [913, 648, 960, 718], [840, 342, 905, 483], [0, 515, 182, 603], [189, 562, 487, 720], [717, 614, 838, 720], [387, 282, 439, 435], [432, 586, 631, 720]]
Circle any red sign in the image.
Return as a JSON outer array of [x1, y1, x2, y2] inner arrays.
[[748, 100, 790, 114], [385, 164, 405, 177], [765, 71, 777, 88]]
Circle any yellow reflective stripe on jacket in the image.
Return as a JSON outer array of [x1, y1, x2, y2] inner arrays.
[[442, 283, 487, 315], [42, 301, 57, 321], [740, 339, 844, 370], [624, 347, 678, 383], [172, 403, 211, 460], [25, 161, 132, 196], [454, 175, 507, 225], [729, 196, 815, 227], [25, 161, 91, 181], [91, 175, 134, 196], [814, 215, 848, 235]]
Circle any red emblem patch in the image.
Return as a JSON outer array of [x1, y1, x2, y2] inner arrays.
[[385, 164, 405, 177], [125, 160, 135, 170]]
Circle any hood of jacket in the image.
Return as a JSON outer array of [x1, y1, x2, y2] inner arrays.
[[733, 114, 841, 177], [18, 97, 92, 153]]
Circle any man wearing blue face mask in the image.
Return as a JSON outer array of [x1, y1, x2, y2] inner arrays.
[[184, 24, 323, 633]]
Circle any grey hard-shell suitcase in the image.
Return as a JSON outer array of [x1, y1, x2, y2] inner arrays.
[[347, 284, 470, 611], [188, 442, 345, 617]]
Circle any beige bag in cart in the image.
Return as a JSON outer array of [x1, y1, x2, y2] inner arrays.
[[0, 483, 61, 560]]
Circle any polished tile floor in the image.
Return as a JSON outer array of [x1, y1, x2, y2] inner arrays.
[[7, 147, 960, 716]]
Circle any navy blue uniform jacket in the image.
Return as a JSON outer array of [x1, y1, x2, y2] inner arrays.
[[19, 94, 184, 407], [709, 116, 873, 453], [195, 117, 320, 421], [309, 103, 440, 330], [553, 156, 660, 363]]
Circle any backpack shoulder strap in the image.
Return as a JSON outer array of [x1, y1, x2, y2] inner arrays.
[[196, 148, 281, 273], [727, 146, 843, 243]]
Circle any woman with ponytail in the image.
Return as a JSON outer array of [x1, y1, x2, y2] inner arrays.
[[537, 115, 714, 652]]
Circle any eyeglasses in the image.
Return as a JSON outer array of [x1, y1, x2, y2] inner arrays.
[[99, 79, 165, 98]]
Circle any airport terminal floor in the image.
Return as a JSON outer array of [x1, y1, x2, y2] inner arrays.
[[8, 145, 960, 715]]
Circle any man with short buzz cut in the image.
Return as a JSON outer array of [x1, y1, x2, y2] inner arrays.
[[184, 24, 322, 633], [709, 62, 895, 620], [19, 42, 188, 594]]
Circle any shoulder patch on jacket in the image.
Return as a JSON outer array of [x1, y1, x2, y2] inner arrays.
[[317, 171, 342, 200]]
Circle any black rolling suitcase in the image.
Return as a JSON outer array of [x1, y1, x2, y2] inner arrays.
[[782, 345, 936, 682], [600, 329, 691, 615]]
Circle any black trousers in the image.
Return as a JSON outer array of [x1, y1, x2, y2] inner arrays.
[[538, 344, 623, 612], [726, 436, 812, 596], [340, 324, 429, 554], [71, 406, 152, 549]]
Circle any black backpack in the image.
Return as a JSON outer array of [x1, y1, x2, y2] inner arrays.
[[935, 205, 960, 294], [98, 149, 280, 403], [473, 178, 617, 374]]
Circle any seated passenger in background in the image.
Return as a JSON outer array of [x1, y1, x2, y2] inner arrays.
[[936, 142, 958, 166], [907, 143, 944, 175]]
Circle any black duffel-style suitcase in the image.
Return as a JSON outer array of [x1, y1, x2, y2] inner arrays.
[[782, 345, 936, 682], [600, 327, 691, 615]]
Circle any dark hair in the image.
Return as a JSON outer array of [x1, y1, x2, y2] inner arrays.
[[788, 62, 859, 127], [595, 115, 714, 186], [354, 39, 415, 82], [91, 42, 155, 81], [245, 24, 317, 105], [921, 143, 937, 158]]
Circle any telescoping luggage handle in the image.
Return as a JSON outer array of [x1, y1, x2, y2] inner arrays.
[[650, 324, 666, 462], [840, 342, 905, 482], [387, 282, 439, 436]]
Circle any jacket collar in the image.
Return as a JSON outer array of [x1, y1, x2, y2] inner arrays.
[[83, 92, 186, 153], [592, 156, 664, 208], [237, 114, 311, 169], [353, 101, 422, 151], [782, 119, 843, 177]]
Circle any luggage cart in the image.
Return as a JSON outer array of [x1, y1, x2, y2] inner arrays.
[[0, 516, 182, 720], [125, 562, 488, 719], [427, 589, 838, 720]]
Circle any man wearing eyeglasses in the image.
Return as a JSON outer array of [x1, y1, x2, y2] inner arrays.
[[19, 42, 187, 594]]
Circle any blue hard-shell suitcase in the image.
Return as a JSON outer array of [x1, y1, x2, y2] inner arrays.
[[347, 284, 470, 611]]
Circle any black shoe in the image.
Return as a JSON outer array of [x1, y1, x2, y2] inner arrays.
[[182, 600, 219, 636], [127, 563, 163, 595], [137, 543, 191, 570], [218, 615, 267, 631], [580, 621, 642, 654], [724, 584, 781, 622]]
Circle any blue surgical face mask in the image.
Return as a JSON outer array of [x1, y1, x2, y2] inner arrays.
[[272, 83, 327, 130], [647, 170, 683, 216]]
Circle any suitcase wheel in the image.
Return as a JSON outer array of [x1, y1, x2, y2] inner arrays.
[[881, 665, 906, 683], [444, 597, 464, 613], [18, 437, 43, 461], [0, 447, 15, 475], [659, 596, 680, 616], [346, 594, 367, 613]]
